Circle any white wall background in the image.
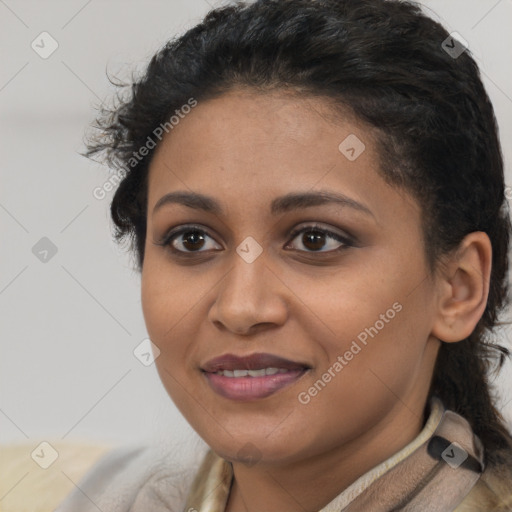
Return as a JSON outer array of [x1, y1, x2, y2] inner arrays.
[[1, 0, 511, 450]]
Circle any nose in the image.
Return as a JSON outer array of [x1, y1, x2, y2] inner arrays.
[[207, 250, 288, 336]]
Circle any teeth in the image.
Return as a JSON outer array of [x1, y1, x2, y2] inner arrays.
[[248, 369, 266, 377], [215, 367, 292, 377]]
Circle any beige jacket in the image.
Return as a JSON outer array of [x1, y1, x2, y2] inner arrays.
[[2, 398, 511, 511], [183, 398, 512, 511]]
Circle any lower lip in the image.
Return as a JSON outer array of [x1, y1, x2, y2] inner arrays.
[[202, 369, 308, 401]]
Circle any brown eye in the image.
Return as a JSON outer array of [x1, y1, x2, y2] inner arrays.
[[286, 225, 353, 253], [300, 230, 327, 251], [181, 230, 206, 251], [158, 225, 222, 253]]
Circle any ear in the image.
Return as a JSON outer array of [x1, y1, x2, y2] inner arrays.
[[431, 232, 492, 343]]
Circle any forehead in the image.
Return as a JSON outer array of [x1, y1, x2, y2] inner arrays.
[[155, 88, 365, 155], [146, 89, 419, 224]]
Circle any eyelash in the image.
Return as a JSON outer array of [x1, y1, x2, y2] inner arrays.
[[155, 223, 354, 256]]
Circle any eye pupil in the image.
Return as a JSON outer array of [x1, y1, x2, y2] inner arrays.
[[303, 230, 325, 251], [182, 230, 205, 251]]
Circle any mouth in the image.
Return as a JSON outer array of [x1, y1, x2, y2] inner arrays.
[[200, 352, 311, 401]]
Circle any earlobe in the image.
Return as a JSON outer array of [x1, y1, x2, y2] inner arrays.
[[431, 232, 492, 343]]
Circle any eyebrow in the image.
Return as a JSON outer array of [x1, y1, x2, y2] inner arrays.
[[152, 190, 374, 218]]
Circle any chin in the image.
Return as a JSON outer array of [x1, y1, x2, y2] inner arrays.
[[203, 428, 307, 468]]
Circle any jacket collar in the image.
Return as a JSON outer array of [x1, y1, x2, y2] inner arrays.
[[182, 397, 485, 512]]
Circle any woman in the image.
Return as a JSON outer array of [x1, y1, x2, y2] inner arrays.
[[57, 0, 512, 510]]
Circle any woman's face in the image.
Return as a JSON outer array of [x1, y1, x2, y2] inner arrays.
[[141, 89, 441, 466]]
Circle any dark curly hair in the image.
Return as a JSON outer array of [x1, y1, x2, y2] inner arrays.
[[85, 0, 512, 467]]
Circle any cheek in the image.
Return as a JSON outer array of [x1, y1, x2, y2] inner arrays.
[[140, 253, 193, 371], [342, 303, 430, 401], [141, 259, 168, 341], [300, 252, 433, 396], [292, 300, 431, 449], [140, 250, 216, 396], [141, 249, 196, 338], [140, 261, 197, 410]]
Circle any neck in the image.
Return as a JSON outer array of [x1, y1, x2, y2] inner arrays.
[[225, 398, 429, 512]]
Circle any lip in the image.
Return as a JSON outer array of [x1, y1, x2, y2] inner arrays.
[[201, 352, 310, 372], [201, 352, 311, 401]]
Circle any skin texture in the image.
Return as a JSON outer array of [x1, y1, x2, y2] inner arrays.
[[140, 88, 492, 512]]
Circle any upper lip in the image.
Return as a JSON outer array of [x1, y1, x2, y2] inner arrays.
[[201, 353, 311, 372]]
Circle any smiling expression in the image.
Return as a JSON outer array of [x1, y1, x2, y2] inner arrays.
[[141, 88, 441, 466]]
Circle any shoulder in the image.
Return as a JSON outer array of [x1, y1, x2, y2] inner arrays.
[[55, 443, 156, 511], [56, 440, 208, 512], [457, 445, 512, 512]]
